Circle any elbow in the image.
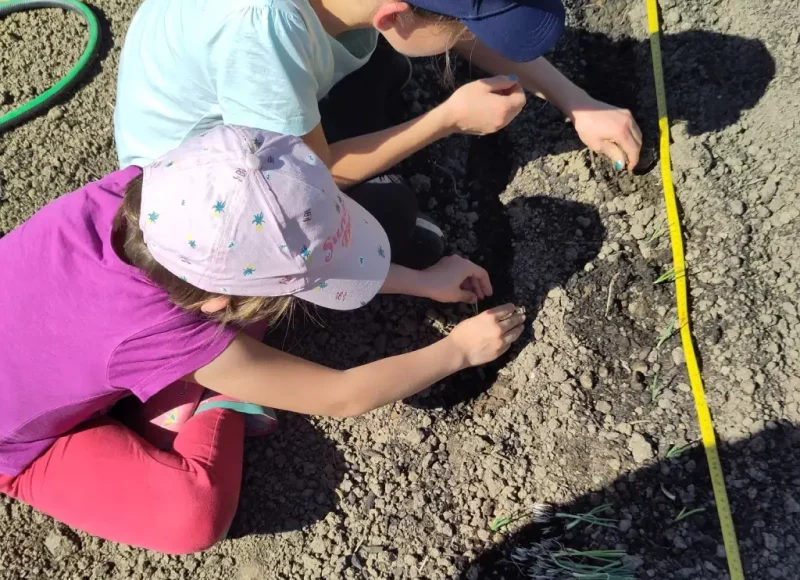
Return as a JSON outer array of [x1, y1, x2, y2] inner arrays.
[[329, 400, 372, 418]]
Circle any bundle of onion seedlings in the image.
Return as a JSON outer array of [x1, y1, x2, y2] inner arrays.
[[500, 504, 634, 579]]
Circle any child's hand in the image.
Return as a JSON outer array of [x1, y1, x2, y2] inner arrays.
[[570, 97, 642, 171], [441, 76, 526, 136], [420, 255, 493, 304], [448, 304, 526, 367]]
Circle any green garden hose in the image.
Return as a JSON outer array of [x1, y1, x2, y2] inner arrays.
[[0, 0, 100, 133]]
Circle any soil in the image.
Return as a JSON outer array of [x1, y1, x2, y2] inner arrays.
[[1, 0, 799, 579]]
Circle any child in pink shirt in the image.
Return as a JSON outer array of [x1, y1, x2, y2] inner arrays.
[[0, 125, 525, 554]]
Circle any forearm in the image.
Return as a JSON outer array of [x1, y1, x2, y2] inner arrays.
[[191, 334, 467, 418], [329, 106, 453, 188], [455, 39, 592, 119], [337, 337, 466, 415], [380, 264, 426, 297]]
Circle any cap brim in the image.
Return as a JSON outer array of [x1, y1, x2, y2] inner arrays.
[[293, 193, 391, 310], [464, 0, 565, 63]]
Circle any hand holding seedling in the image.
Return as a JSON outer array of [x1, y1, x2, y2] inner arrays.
[[441, 76, 526, 136], [420, 255, 493, 304], [448, 304, 525, 366]]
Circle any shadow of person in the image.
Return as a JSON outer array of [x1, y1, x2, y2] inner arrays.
[[469, 27, 775, 172], [405, 130, 606, 411], [458, 422, 800, 579], [227, 413, 345, 538]]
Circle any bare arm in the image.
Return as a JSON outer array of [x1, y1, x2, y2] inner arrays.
[[455, 38, 642, 170], [456, 38, 592, 117], [189, 304, 524, 417], [303, 108, 455, 189], [301, 76, 526, 189], [190, 333, 466, 417]]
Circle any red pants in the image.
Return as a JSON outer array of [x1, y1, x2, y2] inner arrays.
[[0, 406, 245, 554]]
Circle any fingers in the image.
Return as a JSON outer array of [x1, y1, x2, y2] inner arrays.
[[460, 288, 478, 303], [598, 140, 627, 172], [467, 277, 484, 301], [503, 323, 525, 345], [497, 311, 526, 332], [630, 117, 643, 146], [475, 271, 493, 298], [617, 129, 641, 171], [486, 303, 517, 320]]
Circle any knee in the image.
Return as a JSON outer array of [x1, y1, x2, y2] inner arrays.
[[154, 483, 239, 554]]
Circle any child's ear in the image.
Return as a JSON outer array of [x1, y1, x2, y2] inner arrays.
[[201, 295, 231, 314], [373, 1, 412, 31]]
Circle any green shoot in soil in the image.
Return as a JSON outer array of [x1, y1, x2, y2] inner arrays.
[[492, 504, 618, 533], [653, 267, 677, 285], [489, 515, 515, 532], [558, 504, 618, 531], [674, 506, 706, 522], [649, 220, 667, 243], [666, 441, 696, 458], [656, 316, 679, 350], [650, 372, 662, 402]]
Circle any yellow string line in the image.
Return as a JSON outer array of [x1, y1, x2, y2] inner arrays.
[[645, 1, 744, 578]]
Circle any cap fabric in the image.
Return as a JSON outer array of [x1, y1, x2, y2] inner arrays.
[[139, 125, 391, 310], [411, 0, 565, 63]]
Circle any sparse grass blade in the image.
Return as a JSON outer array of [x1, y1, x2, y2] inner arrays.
[[489, 516, 514, 531], [674, 506, 706, 522], [653, 267, 677, 285], [559, 505, 618, 531], [666, 441, 696, 458], [656, 316, 679, 350], [650, 372, 662, 402], [649, 220, 667, 243]]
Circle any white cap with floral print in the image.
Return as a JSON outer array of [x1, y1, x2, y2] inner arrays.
[[139, 125, 391, 310]]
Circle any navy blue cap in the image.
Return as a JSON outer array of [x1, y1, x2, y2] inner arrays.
[[411, 0, 566, 62]]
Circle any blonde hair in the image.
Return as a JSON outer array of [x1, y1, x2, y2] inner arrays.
[[113, 175, 294, 327], [408, 4, 470, 87]]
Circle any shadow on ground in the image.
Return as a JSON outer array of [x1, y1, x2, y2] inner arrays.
[[458, 423, 800, 579], [228, 414, 346, 538], [488, 27, 775, 171]]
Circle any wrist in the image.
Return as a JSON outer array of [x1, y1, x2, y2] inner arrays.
[[431, 101, 459, 137], [440, 335, 470, 372], [557, 88, 593, 122]]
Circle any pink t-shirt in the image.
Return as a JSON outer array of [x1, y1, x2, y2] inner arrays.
[[0, 167, 237, 476]]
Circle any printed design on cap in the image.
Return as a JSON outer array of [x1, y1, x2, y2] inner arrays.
[[166, 161, 174, 168], [243, 265, 255, 276], [314, 281, 328, 290], [322, 195, 352, 263], [228, 241, 236, 249], [300, 246, 312, 262], [252, 212, 265, 230], [377, 245, 385, 258], [213, 201, 226, 215], [187, 236, 196, 249], [358, 256, 365, 266], [147, 211, 159, 223]]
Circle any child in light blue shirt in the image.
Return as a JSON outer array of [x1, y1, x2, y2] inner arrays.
[[115, 0, 642, 181], [115, 0, 378, 168]]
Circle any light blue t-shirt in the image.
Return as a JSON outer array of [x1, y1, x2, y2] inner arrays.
[[114, 0, 378, 167]]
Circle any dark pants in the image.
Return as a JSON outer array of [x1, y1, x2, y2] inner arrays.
[[318, 41, 441, 270]]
